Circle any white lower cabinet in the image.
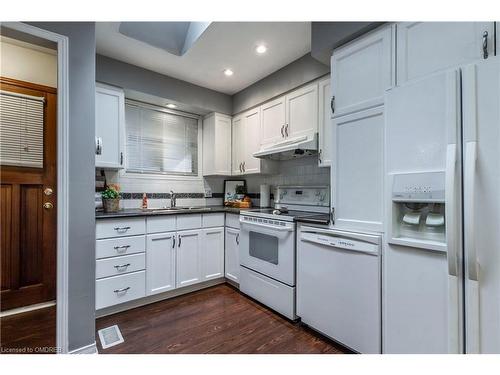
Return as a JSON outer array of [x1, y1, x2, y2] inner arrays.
[[146, 232, 176, 296], [176, 229, 202, 288], [224, 227, 240, 283], [96, 271, 146, 310], [201, 227, 225, 281]]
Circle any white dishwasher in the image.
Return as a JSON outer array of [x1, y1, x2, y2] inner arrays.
[[297, 226, 382, 354]]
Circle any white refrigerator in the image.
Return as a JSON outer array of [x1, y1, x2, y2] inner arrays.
[[384, 57, 500, 353]]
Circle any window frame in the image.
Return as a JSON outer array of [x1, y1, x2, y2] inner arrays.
[[120, 99, 203, 181]]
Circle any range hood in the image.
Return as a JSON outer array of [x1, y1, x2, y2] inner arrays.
[[253, 133, 318, 161]]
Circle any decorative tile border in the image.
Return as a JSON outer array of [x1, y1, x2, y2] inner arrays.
[[115, 192, 268, 200]]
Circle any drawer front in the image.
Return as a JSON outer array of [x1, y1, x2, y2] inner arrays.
[[176, 214, 202, 231], [96, 271, 146, 310], [240, 266, 296, 320], [225, 213, 240, 229], [96, 235, 145, 259], [202, 213, 225, 228], [96, 217, 146, 239], [146, 215, 176, 234], [96, 253, 146, 279]]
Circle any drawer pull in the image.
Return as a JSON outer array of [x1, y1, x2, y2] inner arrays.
[[114, 287, 130, 294], [114, 263, 131, 271], [114, 226, 131, 232], [113, 245, 131, 252]]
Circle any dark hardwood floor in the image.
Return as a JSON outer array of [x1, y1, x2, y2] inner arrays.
[[96, 284, 348, 354], [0, 305, 57, 354]]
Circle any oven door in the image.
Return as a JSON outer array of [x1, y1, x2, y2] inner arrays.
[[239, 215, 295, 286]]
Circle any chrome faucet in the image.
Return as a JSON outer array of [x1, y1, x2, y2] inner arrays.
[[170, 190, 176, 208]]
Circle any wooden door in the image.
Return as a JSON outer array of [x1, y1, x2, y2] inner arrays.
[[224, 227, 240, 283], [285, 82, 318, 139], [318, 77, 333, 167], [0, 77, 57, 311], [231, 115, 243, 175]]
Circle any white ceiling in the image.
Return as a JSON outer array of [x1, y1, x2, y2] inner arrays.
[[96, 22, 311, 95]]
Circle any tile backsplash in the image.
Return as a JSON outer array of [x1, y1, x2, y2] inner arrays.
[[98, 156, 329, 209]]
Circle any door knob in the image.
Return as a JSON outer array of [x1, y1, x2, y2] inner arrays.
[[44, 187, 53, 196], [43, 202, 53, 210]]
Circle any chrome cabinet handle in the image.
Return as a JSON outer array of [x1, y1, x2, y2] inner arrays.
[[114, 286, 130, 293], [330, 96, 335, 114], [95, 137, 102, 155], [239, 162, 242, 173], [114, 263, 131, 271], [482, 31, 489, 59], [172, 235, 176, 248], [285, 124, 289, 137], [318, 149, 322, 164], [236, 233, 239, 245], [120, 152, 124, 165], [114, 226, 131, 232], [281, 125, 284, 137], [242, 162, 245, 172], [178, 236, 182, 247], [113, 245, 130, 252]]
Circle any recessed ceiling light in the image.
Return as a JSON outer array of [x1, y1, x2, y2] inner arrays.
[[223, 68, 234, 77], [256, 44, 267, 54], [166, 103, 177, 109]]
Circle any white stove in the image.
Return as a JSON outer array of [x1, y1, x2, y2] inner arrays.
[[238, 186, 329, 320]]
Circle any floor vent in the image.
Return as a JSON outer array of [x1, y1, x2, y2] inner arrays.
[[98, 325, 124, 349]]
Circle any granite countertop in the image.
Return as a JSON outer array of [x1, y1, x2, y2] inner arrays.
[[95, 206, 253, 219]]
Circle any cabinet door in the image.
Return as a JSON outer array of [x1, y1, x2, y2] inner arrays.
[[318, 77, 333, 167], [332, 106, 384, 232], [331, 24, 395, 117], [260, 97, 286, 147], [176, 229, 202, 288], [95, 84, 124, 169], [225, 227, 240, 283], [146, 232, 176, 295], [231, 115, 244, 175], [285, 82, 318, 139], [242, 107, 261, 174], [202, 113, 232, 176], [397, 22, 495, 84], [201, 227, 224, 281]]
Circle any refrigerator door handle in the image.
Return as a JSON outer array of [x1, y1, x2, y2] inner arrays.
[[465, 141, 478, 282], [445, 143, 458, 277]]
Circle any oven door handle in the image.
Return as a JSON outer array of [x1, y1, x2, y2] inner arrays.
[[240, 221, 294, 233]]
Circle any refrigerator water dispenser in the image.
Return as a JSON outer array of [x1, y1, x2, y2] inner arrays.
[[390, 172, 446, 246]]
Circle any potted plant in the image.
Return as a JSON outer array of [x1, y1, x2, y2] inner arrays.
[[235, 184, 247, 200], [101, 184, 121, 213]]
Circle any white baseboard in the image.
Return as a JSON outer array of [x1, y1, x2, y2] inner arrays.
[[68, 342, 98, 354]]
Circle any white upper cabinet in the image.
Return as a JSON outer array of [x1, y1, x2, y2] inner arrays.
[[318, 77, 333, 167], [331, 24, 395, 117], [95, 83, 125, 169], [332, 106, 385, 233], [203, 113, 232, 176], [397, 22, 495, 84], [201, 227, 225, 281], [231, 115, 244, 175], [176, 229, 202, 288], [260, 97, 286, 148], [285, 82, 318, 140], [242, 107, 262, 174], [146, 232, 176, 296]]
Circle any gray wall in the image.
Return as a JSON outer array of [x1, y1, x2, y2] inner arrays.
[[311, 22, 384, 65], [96, 54, 232, 115], [29, 22, 96, 352], [232, 53, 329, 115]]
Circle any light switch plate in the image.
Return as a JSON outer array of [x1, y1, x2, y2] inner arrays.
[[204, 188, 212, 198]]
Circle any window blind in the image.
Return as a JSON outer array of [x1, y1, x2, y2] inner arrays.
[[125, 103, 199, 176], [0, 90, 44, 168]]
